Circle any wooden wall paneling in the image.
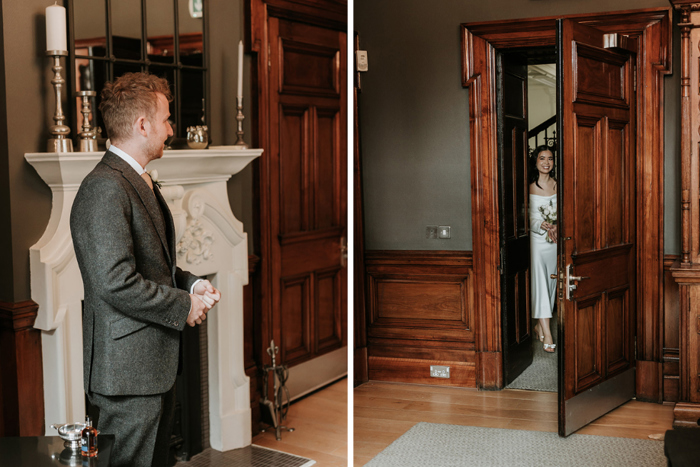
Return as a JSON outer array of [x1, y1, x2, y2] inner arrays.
[[0, 300, 44, 436], [670, 268, 700, 427], [630, 8, 671, 403], [663, 255, 680, 402], [669, 0, 700, 427], [462, 8, 670, 393], [365, 251, 476, 388]]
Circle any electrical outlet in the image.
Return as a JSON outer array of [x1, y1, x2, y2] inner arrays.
[[438, 226, 451, 239], [426, 225, 438, 239], [430, 365, 450, 378]]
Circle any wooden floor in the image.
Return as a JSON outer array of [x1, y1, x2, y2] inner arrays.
[[253, 378, 347, 467], [354, 381, 674, 466]]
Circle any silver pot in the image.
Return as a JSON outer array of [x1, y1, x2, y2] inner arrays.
[[187, 125, 209, 149], [51, 422, 99, 451]]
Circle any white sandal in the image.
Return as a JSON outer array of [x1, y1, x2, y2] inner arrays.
[[544, 343, 556, 353]]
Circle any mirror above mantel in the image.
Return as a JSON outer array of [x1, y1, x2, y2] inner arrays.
[[67, 0, 208, 145]]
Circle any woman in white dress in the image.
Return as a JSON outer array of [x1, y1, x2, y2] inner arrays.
[[529, 146, 557, 353]]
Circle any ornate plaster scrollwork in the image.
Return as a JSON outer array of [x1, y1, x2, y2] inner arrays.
[[177, 190, 215, 264]]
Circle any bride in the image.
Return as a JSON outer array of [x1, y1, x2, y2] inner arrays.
[[529, 146, 557, 353]]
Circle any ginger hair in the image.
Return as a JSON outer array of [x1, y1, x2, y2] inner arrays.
[[99, 72, 172, 142]]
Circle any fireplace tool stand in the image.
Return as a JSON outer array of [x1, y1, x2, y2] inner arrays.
[[260, 339, 294, 440]]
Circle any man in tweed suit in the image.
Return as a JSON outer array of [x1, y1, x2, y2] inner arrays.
[[70, 72, 221, 466]]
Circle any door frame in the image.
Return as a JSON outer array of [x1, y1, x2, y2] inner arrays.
[[461, 7, 671, 398]]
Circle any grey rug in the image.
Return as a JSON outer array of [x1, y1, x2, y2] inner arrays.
[[507, 317, 558, 392], [365, 423, 666, 467]]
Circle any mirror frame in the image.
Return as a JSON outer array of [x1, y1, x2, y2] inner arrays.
[[66, 0, 210, 145]]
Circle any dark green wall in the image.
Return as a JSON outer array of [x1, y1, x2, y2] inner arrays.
[[0, 0, 251, 303], [356, 0, 680, 254]]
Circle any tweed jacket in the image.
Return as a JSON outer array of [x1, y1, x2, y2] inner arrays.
[[70, 151, 199, 396]]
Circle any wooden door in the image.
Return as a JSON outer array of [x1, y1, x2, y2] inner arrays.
[[557, 18, 636, 437], [497, 53, 533, 385], [266, 15, 347, 397]]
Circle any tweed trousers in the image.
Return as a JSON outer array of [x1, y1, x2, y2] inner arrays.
[[88, 384, 176, 467]]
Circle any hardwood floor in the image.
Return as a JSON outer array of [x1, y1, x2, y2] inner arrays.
[[354, 381, 674, 466], [253, 378, 348, 467]]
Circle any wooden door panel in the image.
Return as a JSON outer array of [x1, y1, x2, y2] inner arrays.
[[498, 54, 532, 385], [514, 129, 527, 236], [279, 104, 310, 235], [573, 116, 599, 253], [558, 18, 636, 436], [572, 246, 632, 298], [605, 123, 626, 246], [504, 269, 530, 349], [573, 44, 629, 108], [278, 39, 340, 97], [279, 105, 341, 235], [605, 287, 630, 373], [281, 275, 312, 363], [502, 128, 528, 237], [572, 296, 603, 393], [516, 269, 530, 341], [280, 232, 342, 277], [315, 107, 342, 229], [316, 267, 343, 352]]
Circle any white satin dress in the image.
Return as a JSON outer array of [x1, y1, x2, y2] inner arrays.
[[529, 194, 557, 319]]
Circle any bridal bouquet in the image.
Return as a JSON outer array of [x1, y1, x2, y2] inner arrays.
[[539, 200, 557, 243]]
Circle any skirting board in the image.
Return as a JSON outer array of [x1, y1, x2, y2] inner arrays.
[[286, 347, 347, 401]]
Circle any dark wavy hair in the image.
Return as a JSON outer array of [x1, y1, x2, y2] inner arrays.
[[529, 145, 556, 189]]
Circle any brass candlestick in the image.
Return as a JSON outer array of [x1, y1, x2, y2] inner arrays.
[[46, 50, 73, 152], [234, 96, 248, 149], [77, 90, 98, 152]]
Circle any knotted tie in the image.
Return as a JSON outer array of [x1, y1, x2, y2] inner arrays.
[[141, 172, 154, 191]]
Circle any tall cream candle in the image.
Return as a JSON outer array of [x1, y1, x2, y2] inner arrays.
[[237, 40, 244, 98], [46, 2, 67, 52]]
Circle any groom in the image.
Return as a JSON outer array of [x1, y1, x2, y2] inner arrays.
[[70, 72, 220, 467]]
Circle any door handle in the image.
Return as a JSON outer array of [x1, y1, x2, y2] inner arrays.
[[565, 264, 589, 300]]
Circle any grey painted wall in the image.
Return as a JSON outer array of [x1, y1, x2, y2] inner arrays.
[[356, 0, 680, 254], [665, 10, 681, 255], [0, 0, 250, 302], [0, 0, 10, 302], [208, 0, 255, 254], [1, 0, 59, 302]]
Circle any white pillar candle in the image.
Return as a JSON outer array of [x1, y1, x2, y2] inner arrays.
[[46, 2, 67, 52], [237, 40, 244, 98]]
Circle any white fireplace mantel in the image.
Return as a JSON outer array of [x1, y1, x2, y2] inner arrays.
[[25, 146, 262, 452]]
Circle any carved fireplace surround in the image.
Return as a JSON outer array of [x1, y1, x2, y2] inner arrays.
[[25, 146, 262, 451]]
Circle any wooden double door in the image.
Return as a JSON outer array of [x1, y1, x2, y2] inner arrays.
[[500, 19, 637, 436]]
